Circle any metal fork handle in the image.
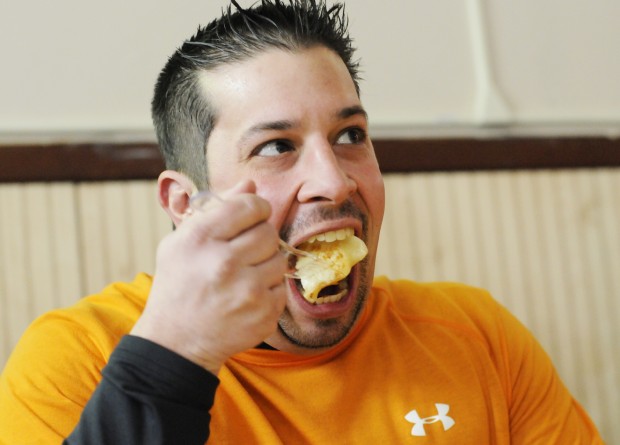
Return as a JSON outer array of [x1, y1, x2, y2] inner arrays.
[[278, 240, 321, 261]]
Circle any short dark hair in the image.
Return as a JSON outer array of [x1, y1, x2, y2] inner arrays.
[[151, 0, 360, 189]]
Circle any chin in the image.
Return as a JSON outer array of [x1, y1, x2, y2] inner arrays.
[[278, 260, 371, 350]]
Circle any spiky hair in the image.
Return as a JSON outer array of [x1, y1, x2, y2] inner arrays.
[[151, 0, 360, 188]]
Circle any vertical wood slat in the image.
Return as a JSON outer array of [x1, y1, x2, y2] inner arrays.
[[49, 185, 83, 308], [76, 184, 108, 294], [378, 169, 619, 444], [126, 182, 161, 276], [568, 171, 618, 425], [0, 185, 30, 364], [1, 180, 169, 369], [0, 183, 81, 359], [100, 183, 134, 285], [75, 181, 170, 296]]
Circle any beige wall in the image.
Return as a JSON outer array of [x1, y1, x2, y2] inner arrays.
[[1, 0, 619, 138]]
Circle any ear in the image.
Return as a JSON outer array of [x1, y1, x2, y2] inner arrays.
[[157, 170, 197, 226]]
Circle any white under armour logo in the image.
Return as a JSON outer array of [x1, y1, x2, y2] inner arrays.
[[404, 403, 455, 437]]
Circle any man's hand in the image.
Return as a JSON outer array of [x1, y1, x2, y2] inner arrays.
[[131, 180, 288, 375]]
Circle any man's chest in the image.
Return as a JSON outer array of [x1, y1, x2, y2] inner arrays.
[[213, 327, 510, 444]]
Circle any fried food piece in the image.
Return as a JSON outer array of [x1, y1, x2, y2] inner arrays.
[[295, 233, 367, 303]]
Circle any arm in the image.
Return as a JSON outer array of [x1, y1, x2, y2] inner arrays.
[[66, 179, 287, 440], [494, 302, 604, 444], [130, 177, 288, 375], [0, 179, 287, 443], [64, 336, 218, 444]]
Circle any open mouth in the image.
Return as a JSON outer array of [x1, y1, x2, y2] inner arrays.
[[294, 278, 349, 305], [292, 228, 367, 305]]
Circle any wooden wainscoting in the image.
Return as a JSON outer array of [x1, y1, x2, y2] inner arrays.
[[0, 168, 618, 443], [0, 181, 170, 363]]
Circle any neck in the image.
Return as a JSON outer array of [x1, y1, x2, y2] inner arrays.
[[263, 332, 333, 356]]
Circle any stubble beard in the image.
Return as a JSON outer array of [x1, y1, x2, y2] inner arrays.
[[277, 200, 371, 349], [276, 259, 371, 349]]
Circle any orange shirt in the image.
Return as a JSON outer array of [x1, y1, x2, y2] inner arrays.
[[0, 274, 603, 444], [210, 277, 603, 444]]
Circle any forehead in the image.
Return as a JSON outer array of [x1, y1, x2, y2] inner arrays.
[[198, 46, 361, 128]]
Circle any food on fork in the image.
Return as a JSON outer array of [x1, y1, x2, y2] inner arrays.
[[294, 228, 367, 304]]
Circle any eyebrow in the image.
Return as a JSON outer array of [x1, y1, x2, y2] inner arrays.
[[338, 105, 368, 121], [239, 105, 368, 144], [239, 120, 296, 146], [248, 119, 295, 134]]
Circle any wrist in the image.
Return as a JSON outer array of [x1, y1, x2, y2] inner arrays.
[[130, 317, 225, 376]]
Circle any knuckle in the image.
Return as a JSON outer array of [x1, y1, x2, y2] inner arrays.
[[258, 224, 280, 250], [240, 194, 271, 220], [191, 215, 220, 240], [248, 280, 268, 302], [267, 285, 287, 314], [212, 250, 238, 278], [155, 233, 174, 259], [271, 253, 288, 276]]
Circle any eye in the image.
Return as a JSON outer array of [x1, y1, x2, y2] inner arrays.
[[253, 140, 295, 157], [335, 127, 367, 145]]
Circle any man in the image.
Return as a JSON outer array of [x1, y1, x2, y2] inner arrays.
[[0, 1, 604, 443]]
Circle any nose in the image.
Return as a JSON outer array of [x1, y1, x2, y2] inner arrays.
[[296, 142, 357, 204]]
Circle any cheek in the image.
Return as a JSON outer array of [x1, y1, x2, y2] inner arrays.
[[254, 181, 297, 229], [205, 154, 241, 191], [371, 174, 386, 217], [356, 168, 385, 259], [357, 165, 385, 226]]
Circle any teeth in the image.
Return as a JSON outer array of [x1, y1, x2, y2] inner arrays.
[[307, 228, 353, 244]]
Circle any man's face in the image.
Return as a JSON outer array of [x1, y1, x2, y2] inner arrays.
[[202, 46, 385, 353]]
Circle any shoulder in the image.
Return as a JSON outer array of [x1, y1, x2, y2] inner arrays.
[[3, 272, 153, 386], [0, 273, 153, 440], [371, 276, 502, 325], [31, 272, 152, 344], [69, 273, 153, 329], [369, 276, 531, 356], [368, 277, 603, 442]]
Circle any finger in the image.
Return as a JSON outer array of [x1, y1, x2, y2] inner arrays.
[[266, 283, 288, 319], [185, 193, 272, 242], [229, 221, 280, 266], [186, 179, 257, 214], [251, 249, 290, 289]]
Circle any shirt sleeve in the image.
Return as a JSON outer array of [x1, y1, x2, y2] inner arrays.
[[64, 335, 219, 445], [493, 302, 605, 444]]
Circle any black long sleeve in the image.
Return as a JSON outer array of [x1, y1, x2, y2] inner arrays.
[[64, 335, 219, 444]]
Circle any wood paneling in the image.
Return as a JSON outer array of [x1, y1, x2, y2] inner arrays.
[[0, 183, 81, 357], [1, 137, 620, 182]]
